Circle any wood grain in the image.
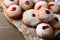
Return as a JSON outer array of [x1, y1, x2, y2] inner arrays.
[[0, 12, 25, 40]]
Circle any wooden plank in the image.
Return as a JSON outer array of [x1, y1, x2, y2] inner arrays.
[[0, 12, 25, 40]]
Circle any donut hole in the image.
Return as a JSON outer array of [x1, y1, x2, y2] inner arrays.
[[11, 7, 16, 11], [54, 17, 59, 22], [10, 0, 14, 1], [46, 10, 50, 14], [32, 13, 36, 17], [25, 1, 30, 5], [37, 6, 42, 10], [42, 26, 49, 30]]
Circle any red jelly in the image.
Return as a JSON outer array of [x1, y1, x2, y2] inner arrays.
[[10, 0, 14, 1], [46, 10, 50, 14], [11, 7, 16, 11], [48, 4, 55, 7], [32, 14, 36, 17], [42, 26, 49, 30], [37, 6, 42, 10], [25, 1, 30, 5]]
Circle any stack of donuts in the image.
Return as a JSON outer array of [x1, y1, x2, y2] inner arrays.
[[4, 0, 60, 39]]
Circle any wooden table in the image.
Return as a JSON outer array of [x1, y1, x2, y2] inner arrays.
[[0, 9, 25, 40]]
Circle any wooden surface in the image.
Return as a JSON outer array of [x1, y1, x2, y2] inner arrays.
[[0, 12, 25, 40]]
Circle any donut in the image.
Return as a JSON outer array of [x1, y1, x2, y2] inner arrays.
[[4, 0, 19, 7], [33, 0, 42, 3], [48, 2, 60, 14], [6, 5, 22, 19], [19, 0, 34, 10], [34, 1, 48, 10], [22, 9, 41, 27], [36, 23, 54, 38], [38, 7, 54, 22]]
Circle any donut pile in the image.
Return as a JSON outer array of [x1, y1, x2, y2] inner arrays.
[[4, 0, 60, 39]]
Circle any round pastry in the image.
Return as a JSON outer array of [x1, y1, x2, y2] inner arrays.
[[38, 7, 54, 22], [36, 23, 54, 38], [19, 0, 34, 10], [4, 0, 19, 7], [48, 2, 60, 14], [33, 0, 42, 3], [34, 1, 48, 10], [22, 9, 41, 27], [6, 5, 22, 19], [53, 14, 60, 29]]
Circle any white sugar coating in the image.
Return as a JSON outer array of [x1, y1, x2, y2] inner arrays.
[[38, 7, 54, 22], [54, 14, 60, 22], [23, 9, 41, 27], [34, 1, 48, 10], [6, 5, 22, 18], [55, 0, 60, 4], [36, 23, 54, 38], [19, 0, 34, 10], [53, 14, 60, 29], [48, 2, 59, 13], [40, 38, 45, 40], [33, 0, 42, 3], [4, 0, 18, 7]]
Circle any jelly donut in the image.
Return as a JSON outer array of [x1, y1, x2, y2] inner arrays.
[[34, 1, 48, 10], [19, 0, 34, 10], [6, 5, 22, 19], [22, 9, 41, 27], [36, 23, 54, 38], [53, 14, 60, 29], [4, 0, 19, 7], [38, 7, 54, 22], [33, 0, 42, 3], [48, 2, 60, 14]]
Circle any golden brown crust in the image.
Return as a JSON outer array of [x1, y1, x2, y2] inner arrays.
[[5, 10, 22, 19]]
